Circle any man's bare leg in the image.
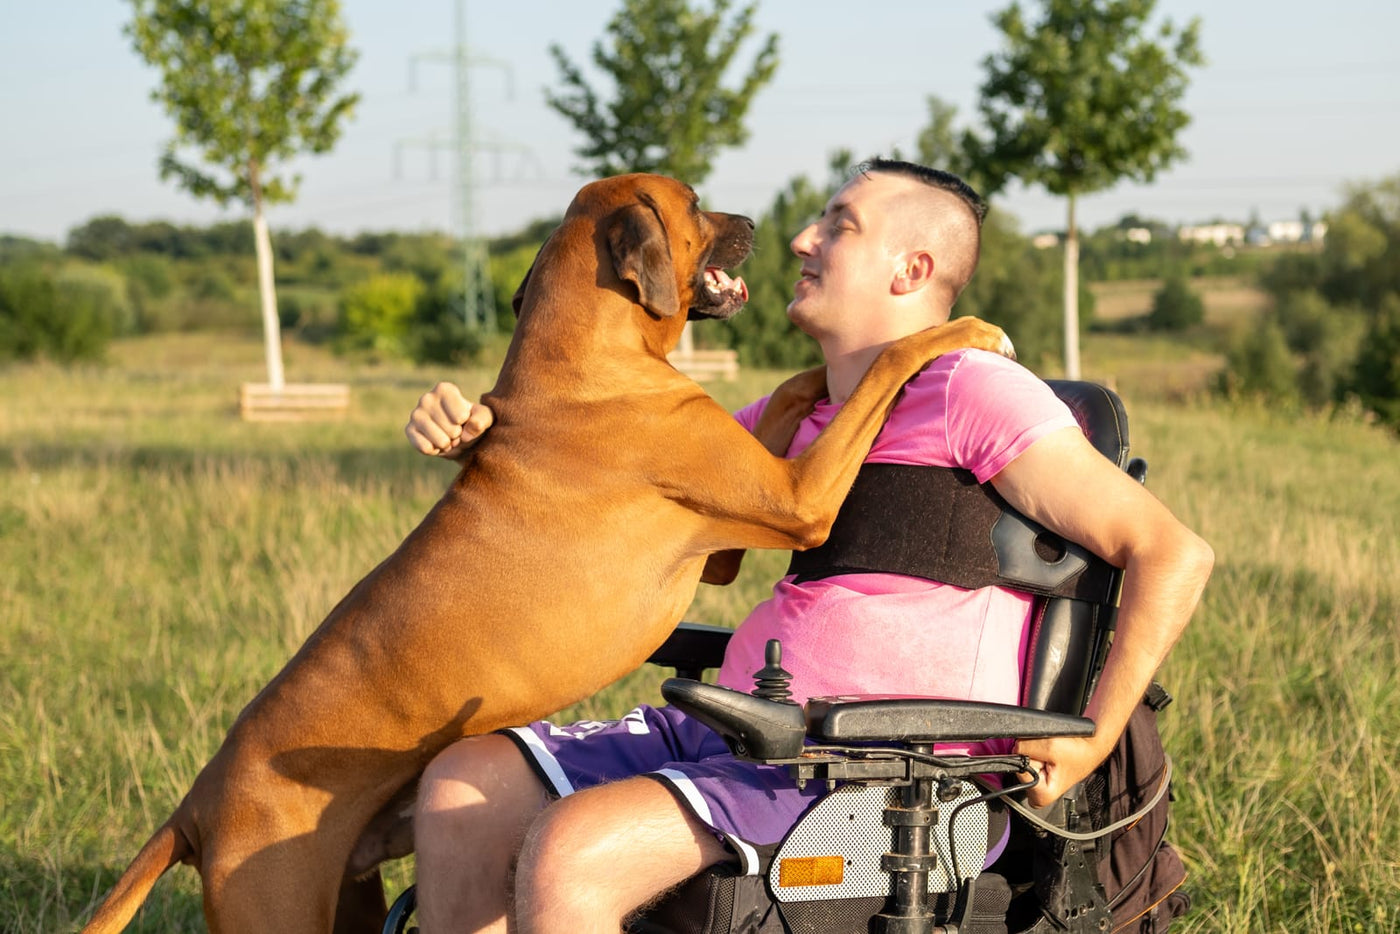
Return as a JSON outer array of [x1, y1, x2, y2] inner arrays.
[[415, 734, 548, 934], [513, 775, 731, 934]]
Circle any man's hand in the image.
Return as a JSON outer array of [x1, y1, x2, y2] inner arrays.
[[1014, 734, 1112, 808], [405, 382, 495, 460]]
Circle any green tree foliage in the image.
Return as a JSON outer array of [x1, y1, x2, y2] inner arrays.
[[336, 273, 423, 358], [1236, 174, 1400, 424], [1271, 290, 1367, 406], [126, 0, 359, 388], [408, 278, 484, 366], [954, 211, 1070, 368], [0, 265, 115, 363], [1349, 294, 1400, 425], [971, 0, 1203, 378], [721, 158, 847, 369], [1218, 318, 1297, 404], [915, 96, 990, 194], [914, 98, 1077, 367], [546, 0, 778, 183], [0, 236, 60, 265], [1147, 274, 1204, 331]]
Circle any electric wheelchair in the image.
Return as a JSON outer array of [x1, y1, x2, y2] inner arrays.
[[383, 380, 1188, 934]]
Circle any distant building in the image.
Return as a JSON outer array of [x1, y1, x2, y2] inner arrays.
[[1266, 220, 1329, 244], [1125, 227, 1153, 245], [1031, 232, 1061, 250], [1178, 223, 1245, 247]]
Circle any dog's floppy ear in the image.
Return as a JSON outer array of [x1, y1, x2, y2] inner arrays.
[[608, 201, 681, 318]]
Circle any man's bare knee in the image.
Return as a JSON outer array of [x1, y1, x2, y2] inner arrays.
[[415, 733, 546, 934]]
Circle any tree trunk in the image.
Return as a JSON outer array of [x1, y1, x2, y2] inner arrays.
[[251, 194, 285, 391], [1062, 193, 1081, 381]]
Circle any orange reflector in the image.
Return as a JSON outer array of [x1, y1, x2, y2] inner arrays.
[[777, 855, 845, 887]]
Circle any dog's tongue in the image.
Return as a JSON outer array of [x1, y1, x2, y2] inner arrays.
[[707, 267, 749, 303]]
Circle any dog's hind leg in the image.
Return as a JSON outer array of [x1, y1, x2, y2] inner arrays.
[[201, 834, 342, 934]]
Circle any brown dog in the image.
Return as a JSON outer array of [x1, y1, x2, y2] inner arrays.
[[81, 173, 1012, 933]]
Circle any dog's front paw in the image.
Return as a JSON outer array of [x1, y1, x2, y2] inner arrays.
[[995, 331, 1016, 361], [942, 316, 1015, 361]]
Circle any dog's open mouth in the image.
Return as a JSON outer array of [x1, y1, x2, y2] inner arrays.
[[692, 266, 749, 320]]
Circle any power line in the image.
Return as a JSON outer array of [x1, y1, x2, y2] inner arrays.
[[396, 0, 538, 331]]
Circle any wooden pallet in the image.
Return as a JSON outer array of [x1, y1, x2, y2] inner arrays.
[[239, 382, 351, 421], [668, 348, 740, 382]]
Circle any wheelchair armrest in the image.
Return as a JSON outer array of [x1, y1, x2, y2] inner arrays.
[[645, 622, 733, 679], [805, 695, 1095, 744], [661, 678, 808, 760]]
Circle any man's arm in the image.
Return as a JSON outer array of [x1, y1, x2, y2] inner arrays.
[[405, 382, 495, 460], [989, 426, 1214, 808]]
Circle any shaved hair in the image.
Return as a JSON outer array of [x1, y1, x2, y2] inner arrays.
[[854, 157, 986, 307]]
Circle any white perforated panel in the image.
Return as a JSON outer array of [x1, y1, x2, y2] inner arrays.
[[769, 782, 989, 903]]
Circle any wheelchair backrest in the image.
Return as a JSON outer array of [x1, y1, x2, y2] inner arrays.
[[1020, 380, 1135, 716]]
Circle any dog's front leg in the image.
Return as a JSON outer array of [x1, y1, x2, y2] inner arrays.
[[685, 317, 1011, 553], [701, 366, 829, 584]]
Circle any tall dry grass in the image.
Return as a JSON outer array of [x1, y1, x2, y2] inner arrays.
[[2, 330, 1397, 931]]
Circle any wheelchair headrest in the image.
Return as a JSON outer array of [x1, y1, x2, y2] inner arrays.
[[1045, 380, 1130, 469]]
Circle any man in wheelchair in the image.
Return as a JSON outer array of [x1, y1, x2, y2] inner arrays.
[[399, 160, 1213, 934]]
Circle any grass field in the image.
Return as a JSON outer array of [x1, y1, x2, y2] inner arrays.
[[3, 305, 1398, 931]]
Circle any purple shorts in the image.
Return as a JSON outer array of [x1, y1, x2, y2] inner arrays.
[[503, 704, 1010, 876], [503, 704, 823, 874]]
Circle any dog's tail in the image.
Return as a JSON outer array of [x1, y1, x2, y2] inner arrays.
[[80, 821, 189, 933]]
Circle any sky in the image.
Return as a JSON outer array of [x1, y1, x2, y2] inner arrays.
[[2, 0, 1398, 245]]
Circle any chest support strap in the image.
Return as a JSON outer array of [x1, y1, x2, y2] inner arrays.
[[786, 463, 1117, 603]]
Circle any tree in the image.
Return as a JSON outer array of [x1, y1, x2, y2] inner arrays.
[[1147, 274, 1204, 331], [724, 171, 832, 369], [1349, 294, 1400, 427], [915, 96, 986, 193], [971, 0, 1203, 378], [126, 0, 359, 390], [545, 0, 779, 185], [912, 97, 1071, 367]]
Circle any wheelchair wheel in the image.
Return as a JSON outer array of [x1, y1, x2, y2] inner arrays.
[[382, 884, 417, 934]]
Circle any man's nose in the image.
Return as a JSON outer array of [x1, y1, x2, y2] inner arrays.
[[790, 222, 816, 257]]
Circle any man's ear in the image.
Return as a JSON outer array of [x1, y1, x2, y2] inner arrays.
[[608, 202, 681, 317], [891, 251, 936, 296]]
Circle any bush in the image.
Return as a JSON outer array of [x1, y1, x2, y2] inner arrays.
[[408, 280, 485, 365], [336, 273, 425, 358], [1271, 290, 1366, 406], [1147, 275, 1205, 331], [54, 263, 137, 337], [1217, 319, 1296, 403], [0, 263, 114, 362], [1347, 293, 1400, 427]]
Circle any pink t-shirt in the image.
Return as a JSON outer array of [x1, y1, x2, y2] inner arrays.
[[715, 349, 1080, 721]]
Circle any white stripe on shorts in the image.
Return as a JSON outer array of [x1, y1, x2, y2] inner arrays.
[[653, 767, 762, 876], [507, 726, 576, 796]]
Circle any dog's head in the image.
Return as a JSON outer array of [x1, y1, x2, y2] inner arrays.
[[512, 174, 754, 326]]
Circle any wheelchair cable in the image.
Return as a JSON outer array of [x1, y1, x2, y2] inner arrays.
[[1000, 756, 1174, 843], [946, 774, 1040, 893]]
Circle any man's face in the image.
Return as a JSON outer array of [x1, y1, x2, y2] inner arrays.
[[786, 173, 911, 340]]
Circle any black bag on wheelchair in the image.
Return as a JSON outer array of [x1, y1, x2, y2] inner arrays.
[[1079, 684, 1190, 931]]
